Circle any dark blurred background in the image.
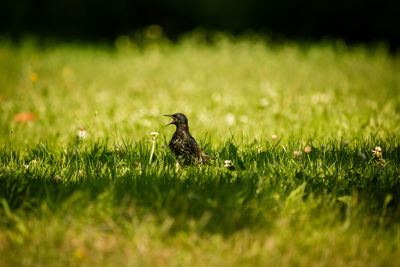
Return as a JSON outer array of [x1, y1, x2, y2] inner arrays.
[[1, 0, 399, 48]]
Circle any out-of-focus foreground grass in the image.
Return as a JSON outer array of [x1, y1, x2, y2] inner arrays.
[[0, 33, 400, 266]]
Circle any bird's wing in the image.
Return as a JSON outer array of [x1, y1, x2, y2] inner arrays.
[[188, 135, 202, 156], [169, 136, 193, 158]]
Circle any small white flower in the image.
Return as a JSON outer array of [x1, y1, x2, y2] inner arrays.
[[78, 127, 88, 139], [271, 134, 277, 141], [25, 164, 30, 170], [150, 131, 159, 138], [293, 151, 302, 159], [224, 160, 232, 168], [372, 146, 382, 158], [304, 146, 311, 153], [149, 132, 159, 164]]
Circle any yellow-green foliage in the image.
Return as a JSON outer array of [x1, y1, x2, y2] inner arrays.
[[0, 35, 400, 266], [1, 36, 399, 146]]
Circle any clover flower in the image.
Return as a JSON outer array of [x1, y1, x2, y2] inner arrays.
[[224, 160, 232, 168], [150, 132, 159, 138], [78, 127, 88, 139], [293, 151, 302, 159], [149, 131, 159, 164], [372, 146, 382, 158]]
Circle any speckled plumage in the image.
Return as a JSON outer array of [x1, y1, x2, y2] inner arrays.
[[164, 113, 211, 165]]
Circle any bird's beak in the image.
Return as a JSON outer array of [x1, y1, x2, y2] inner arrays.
[[164, 114, 175, 126]]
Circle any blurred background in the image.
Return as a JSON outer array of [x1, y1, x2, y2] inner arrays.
[[1, 0, 399, 48]]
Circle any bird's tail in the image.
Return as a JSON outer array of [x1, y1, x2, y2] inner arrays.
[[201, 152, 216, 161]]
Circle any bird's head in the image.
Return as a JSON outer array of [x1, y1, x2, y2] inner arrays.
[[164, 113, 188, 127]]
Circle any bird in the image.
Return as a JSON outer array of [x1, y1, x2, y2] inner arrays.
[[164, 113, 212, 166]]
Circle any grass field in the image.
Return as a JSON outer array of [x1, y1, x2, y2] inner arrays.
[[1, 33, 400, 266]]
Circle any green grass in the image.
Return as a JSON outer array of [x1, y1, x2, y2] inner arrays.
[[1, 34, 400, 266]]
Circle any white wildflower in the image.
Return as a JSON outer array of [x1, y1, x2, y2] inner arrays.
[[372, 146, 382, 158], [224, 160, 232, 168], [293, 151, 302, 159], [150, 132, 159, 138], [78, 127, 88, 139]]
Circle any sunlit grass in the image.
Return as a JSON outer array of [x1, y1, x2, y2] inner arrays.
[[0, 34, 400, 266]]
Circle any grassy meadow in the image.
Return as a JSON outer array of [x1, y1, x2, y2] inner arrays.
[[1, 33, 400, 266]]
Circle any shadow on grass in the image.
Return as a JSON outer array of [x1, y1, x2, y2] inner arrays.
[[0, 138, 400, 235]]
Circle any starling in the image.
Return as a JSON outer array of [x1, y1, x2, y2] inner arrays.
[[164, 113, 212, 165]]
